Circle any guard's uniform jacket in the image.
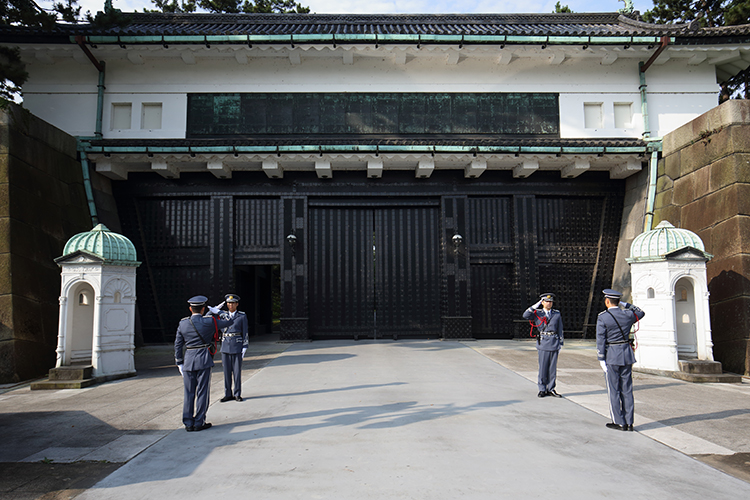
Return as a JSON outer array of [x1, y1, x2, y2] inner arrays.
[[596, 304, 644, 365], [219, 311, 249, 354], [523, 308, 564, 351], [523, 305, 564, 393], [596, 302, 645, 427], [175, 313, 231, 428]]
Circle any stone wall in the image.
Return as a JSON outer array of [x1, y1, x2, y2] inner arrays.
[[0, 104, 92, 383], [655, 99, 750, 376], [612, 167, 649, 301]]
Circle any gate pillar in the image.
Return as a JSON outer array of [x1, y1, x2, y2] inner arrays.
[[280, 196, 309, 341], [442, 196, 472, 339]]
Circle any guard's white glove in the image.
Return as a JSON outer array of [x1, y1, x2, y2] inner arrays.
[[620, 301, 630, 310], [599, 360, 608, 373], [531, 300, 542, 310], [208, 301, 226, 315], [177, 364, 184, 376], [242, 347, 247, 357]]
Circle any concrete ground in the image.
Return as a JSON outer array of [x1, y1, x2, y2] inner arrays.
[[0, 339, 749, 499]]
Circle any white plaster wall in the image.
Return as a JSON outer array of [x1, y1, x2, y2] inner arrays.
[[19, 49, 722, 140]]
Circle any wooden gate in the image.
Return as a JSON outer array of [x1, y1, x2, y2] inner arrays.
[[308, 203, 441, 339]]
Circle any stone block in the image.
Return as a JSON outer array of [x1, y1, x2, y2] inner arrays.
[[672, 174, 695, 206], [683, 185, 738, 230], [708, 258, 750, 301], [654, 189, 673, 209], [729, 123, 750, 154], [708, 216, 750, 261], [663, 100, 750, 156], [0, 154, 8, 181], [652, 205, 681, 229], [0, 217, 9, 254], [693, 165, 710, 199], [709, 153, 750, 191], [0, 340, 19, 384], [9, 296, 45, 343], [695, 226, 712, 255], [739, 183, 750, 216], [679, 127, 731, 176], [655, 175, 673, 194], [0, 253, 11, 295], [0, 184, 8, 218], [0, 294, 13, 341], [663, 152, 681, 180], [711, 337, 750, 376]]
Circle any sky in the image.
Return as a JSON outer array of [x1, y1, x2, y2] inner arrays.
[[52, 0, 659, 19]]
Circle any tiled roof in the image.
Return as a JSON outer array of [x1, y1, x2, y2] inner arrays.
[[3, 12, 749, 41], [85, 136, 647, 150]]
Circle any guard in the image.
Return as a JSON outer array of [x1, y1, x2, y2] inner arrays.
[[523, 293, 564, 398], [175, 295, 231, 432], [216, 294, 249, 402], [596, 289, 645, 431]]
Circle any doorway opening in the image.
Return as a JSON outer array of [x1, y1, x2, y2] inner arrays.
[[674, 277, 698, 359], [234, 265, 281, 339]]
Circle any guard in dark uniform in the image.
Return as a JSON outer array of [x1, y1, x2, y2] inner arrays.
[[216, 294, 249, 402], [175, 295, 231, 432], [523, 293, 564, 398], [596, 289, 645, 431]]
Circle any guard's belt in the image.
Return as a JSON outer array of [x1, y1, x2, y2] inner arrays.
[[539, 332, 557, 336], [223, 333, 242, 337], [607, 340, 629, 345], [186, 344, 210, 350]]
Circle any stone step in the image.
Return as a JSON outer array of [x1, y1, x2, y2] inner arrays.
[[48, 365, 93, 381], [679, 359, 723, 375], [30, 378, 97, 390], [672, 371, 743, 383]]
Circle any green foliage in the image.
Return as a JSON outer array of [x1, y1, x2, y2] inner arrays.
[[148, 0, 310, 13], [146, 0, 197, 13], [86, 0, 129, 27], [1, 0, 85, 102], [642, 1, 750, 100], [553, 2, 573, 13]]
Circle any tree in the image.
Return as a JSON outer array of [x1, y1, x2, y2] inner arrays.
[[553, 2, 573, 13], [0, 0, 83, 102], [148, 0, 310, 13], [642, 1, 750, 100]]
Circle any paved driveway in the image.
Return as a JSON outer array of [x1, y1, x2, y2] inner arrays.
[[75, 340, 750, 500]]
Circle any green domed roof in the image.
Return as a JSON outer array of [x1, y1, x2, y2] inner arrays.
[[62, 224, 139, 266], [628, 220, 709, 263]]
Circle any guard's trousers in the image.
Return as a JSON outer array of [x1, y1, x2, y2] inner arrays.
[[182, 367, 212, 427], [537, 349, 559, 392], [222, 352, 243, 398], [605, 363, 634, 426]]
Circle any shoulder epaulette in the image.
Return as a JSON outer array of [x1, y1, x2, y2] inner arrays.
[[180, 316, 190, 321], [598, 310, 606, 316]]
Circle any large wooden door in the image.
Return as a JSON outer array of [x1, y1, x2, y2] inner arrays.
[[309, 205, 441, 339]]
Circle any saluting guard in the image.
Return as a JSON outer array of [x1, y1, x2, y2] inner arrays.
[[175, 295, 231, 432], [216, 294, 249, 402], [596, 289, 645, 431], [523, 293, 564, 398]]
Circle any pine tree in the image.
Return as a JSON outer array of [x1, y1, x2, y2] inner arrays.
[[642, 1, 750, 100]]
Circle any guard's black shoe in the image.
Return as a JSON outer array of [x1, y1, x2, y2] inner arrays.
[[194, 423, 212, 432], [548, 390, 562, 398], [185, 426, 195, 432], [606, 423, 626, 431], [626, 424, 634, 431], [538, 391, 547, 398], [235, 396, 243, 402], [220, 396, 235, 402]]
